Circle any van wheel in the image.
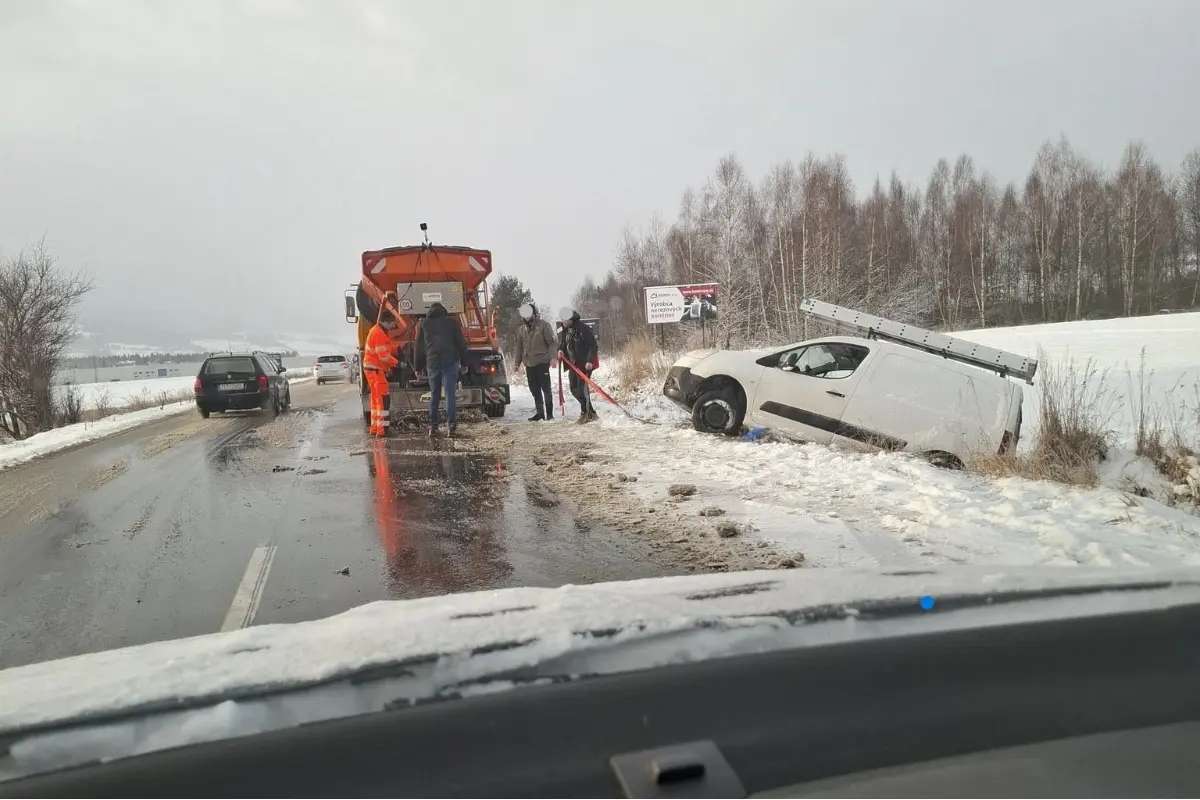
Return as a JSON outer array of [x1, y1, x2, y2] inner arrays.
[[691, 388, 744, 436], [198, 408, 210, 419], [926, 451, 964, 470]]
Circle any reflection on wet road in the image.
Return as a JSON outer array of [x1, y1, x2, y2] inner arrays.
[[368, 442, 514, 595], [0, 385, 675, 669]]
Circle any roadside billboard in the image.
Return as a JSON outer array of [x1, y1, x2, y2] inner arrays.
[[643, 283, 719, 324]]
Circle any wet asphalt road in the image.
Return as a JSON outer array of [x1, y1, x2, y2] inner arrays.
[[0, 381, 674, 670]]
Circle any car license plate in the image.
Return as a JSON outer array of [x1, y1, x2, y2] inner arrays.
[[219, 382, 243, 391]]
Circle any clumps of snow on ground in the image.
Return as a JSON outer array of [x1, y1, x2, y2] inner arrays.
[[486, 313, 1200, 572], [0, 370, 315, 471]]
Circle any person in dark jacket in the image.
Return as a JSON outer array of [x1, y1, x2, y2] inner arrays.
[[557, 308, 599, 424], [415, 302, 469, 437]]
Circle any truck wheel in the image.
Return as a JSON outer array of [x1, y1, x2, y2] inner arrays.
[[691, 388, 743, 436], [483, 403, 505, 418]]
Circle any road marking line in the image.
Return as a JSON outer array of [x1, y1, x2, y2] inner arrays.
[[220, 545, 277, 632]]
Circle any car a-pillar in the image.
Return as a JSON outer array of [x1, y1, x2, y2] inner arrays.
[[690, 377, 746, 436]]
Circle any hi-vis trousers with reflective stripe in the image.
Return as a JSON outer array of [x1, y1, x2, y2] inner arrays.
[[365, 368, 390, 436]]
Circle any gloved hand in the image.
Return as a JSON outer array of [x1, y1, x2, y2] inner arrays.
[[584, 362, 593, 371]]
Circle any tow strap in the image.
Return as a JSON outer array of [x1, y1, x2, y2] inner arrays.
[[557, 361, 566, 418], [559, 356, 665, 425]]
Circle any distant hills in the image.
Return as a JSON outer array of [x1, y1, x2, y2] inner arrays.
[[68, 324, 354, 359]]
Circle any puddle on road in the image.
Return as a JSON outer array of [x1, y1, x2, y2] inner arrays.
[[353, 437, 664, 599]]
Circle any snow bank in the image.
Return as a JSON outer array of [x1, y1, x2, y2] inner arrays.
[[0, 402, 197, 470], [1, 370, 315, 471]]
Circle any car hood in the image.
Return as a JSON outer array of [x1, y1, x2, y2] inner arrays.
[[3, 565, 1200, 780], [674, 346, 776, 368]]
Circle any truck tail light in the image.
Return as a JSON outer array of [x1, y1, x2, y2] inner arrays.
[[193, 378, 202, 393], [258, 375, 268, 391], [479, 364, 497, 374]]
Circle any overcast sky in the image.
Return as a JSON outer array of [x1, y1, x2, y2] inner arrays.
[[1, 0, 1197, 347]]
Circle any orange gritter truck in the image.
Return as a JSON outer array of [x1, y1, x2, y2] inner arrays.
[[344, 227, 510, 426]]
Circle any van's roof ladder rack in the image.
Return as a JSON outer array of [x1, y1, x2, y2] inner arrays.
[[798, 298, 1038, 384]]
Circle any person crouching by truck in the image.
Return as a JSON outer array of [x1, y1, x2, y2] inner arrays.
[[415, 301, 469, 438], [364, 312, 401, 437], [513, 302, 557, 421], [558, 308, 599, 424]]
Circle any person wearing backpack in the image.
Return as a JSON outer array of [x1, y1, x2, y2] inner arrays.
[[557, 308, 599, 424]]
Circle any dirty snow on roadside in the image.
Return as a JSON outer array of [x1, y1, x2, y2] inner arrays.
[[0, 369, 315, 471], [488, 313, 1200, 571]]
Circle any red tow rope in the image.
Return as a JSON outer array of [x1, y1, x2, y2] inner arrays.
[[559, 356, 663, 425], [556, 360, 565, 417]]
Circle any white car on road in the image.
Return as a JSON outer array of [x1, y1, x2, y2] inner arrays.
[[314, 354, 351, 385], [663, 334, 1028, 467]]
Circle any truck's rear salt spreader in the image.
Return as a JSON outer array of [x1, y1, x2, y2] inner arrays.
[[344, 226, 510, 426]]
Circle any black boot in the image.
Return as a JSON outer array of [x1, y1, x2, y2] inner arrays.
[[529, 410, 545, 422], [447, 423, 457, 437], [428, 425, 439, 438]]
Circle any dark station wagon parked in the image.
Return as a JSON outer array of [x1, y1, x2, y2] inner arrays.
[[194, 352, 291, 419]]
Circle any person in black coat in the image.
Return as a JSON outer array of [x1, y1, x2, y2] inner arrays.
[[415, 302, 469, 436], [557, 309, 599, 424]]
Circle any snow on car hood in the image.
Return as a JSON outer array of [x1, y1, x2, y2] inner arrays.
[[674, 345, 777, 368], [3, 565, 1200, 780]]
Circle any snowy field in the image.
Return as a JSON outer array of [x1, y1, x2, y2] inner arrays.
[[956, 313, 1200, 450], [502, 312, 1200, 570], [0, 368, 315, 471]]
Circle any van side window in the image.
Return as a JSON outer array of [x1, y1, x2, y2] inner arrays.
[[777, 343, 869, 379]]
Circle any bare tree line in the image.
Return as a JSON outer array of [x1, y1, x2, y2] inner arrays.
[[574, 138, 1200, 351], [0, 241, 92, 439]]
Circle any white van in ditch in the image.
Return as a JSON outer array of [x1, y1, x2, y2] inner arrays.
[[662, 301, 1037, 467]]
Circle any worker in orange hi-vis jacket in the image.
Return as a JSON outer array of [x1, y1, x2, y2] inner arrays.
[[364, 310, 403, 437]]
